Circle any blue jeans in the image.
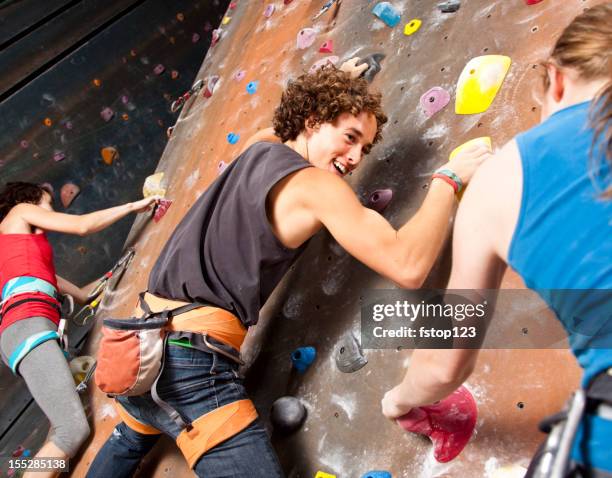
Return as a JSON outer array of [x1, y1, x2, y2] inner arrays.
[[86, 343, 284, 478]]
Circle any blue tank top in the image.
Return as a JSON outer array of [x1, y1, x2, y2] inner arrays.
[[510, 101, 612, 469], [510, 100, 612, 386]]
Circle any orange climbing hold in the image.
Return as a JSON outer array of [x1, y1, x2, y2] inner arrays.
[[92, 78, 102, 87], [101, 147, 119, 165], [43, 118, 52, 127]]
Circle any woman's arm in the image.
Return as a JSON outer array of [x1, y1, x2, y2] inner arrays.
[[12, 196, 159, 236], [56, 275, 95, 305]]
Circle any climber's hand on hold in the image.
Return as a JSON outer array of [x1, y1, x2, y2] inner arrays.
[[381, 386, 413, 420], [442, 144, 492, 186], [132, 195, 161, 213], [339, 57, 368, 79]]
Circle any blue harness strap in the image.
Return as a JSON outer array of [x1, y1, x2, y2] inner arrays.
[[8, 330, 61, 375], [1, 276, 58, 306]]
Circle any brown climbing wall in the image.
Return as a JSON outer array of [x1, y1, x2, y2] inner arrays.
[[71, 0, 601, 476]]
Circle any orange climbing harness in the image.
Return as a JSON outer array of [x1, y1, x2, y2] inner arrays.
[[99, 292, 255, 467]]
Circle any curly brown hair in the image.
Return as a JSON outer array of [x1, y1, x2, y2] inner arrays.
[[0, 182, 52, 222], [273, 66, 387, 148]]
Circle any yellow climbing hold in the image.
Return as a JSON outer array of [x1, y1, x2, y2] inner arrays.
[[449, 137, 492, 160], [314, 473, 336, 478], [404, 19, 422, 35], [143, 172, 167, 198], [222, 16, 231, 25], [100, 146, 119, 165], [455, 55, 511, 114]]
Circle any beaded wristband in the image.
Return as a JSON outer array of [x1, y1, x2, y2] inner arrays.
[[433, 168, 463, 193]]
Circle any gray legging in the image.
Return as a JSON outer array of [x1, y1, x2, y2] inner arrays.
[[0, 317, 90, 457]]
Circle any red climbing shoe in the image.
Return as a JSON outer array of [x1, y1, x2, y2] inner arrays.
[[396, 386, 477, 463]]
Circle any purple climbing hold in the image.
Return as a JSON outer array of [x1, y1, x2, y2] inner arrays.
[[192, 32, 200, 43], [153, 64, 165, 75], [100, 107, 114, 122], [217, 161, 229, 175], [296, 28, 317, 49], [420, 87, 451, 117], [20, 140, 29, 149], [121, 95, 129, 104], [367, 189, 392, 212], [233, 70, 246, 81], [65, 121, 73, 130], [53, 151, 66, 162], [309, 56, 339, 74], [264, 4, 275, 17]]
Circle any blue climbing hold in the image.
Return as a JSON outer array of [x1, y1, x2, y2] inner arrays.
[[361, 472, 392, 478], [227, 133, 240, 144], [291, 346, 316, 373], [372, 2, 401, 27], [246, 81, 259, 95]]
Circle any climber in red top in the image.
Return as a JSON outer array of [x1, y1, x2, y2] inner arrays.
[[0, 181, 158, 478]]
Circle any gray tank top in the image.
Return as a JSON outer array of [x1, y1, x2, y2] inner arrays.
[[148, 142, 312, 326]]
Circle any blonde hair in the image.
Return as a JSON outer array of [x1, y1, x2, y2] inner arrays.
[[547, 3, 612, 197]]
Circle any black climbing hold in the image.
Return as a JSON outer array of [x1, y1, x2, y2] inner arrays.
[[270, 396, 307, 434], [356, 53, 386, 83], [438, 0, 460, 12], [335, 334, 367, 373]]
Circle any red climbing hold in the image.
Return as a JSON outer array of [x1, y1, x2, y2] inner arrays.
[[203, 76, 220, 98], [60, 183, 80, 208], [397, 386, 477, 463], [229, 2, 237, 9], [366, 189, 392, 212], [525, 0, 544, 4], [319, 40, 333, 53], [153, 199, 172, 222]]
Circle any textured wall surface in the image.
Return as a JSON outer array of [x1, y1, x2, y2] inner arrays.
[[55, 0, 605, 476]]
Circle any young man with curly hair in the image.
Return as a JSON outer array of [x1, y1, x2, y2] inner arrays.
[[87, 66, 490, 478]]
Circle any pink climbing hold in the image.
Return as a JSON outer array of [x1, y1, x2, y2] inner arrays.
[[153, 64, 165, 75], [319, 40, 333, 53], [20, 140, 29, 149], [397, 386, 477, 463], [420, 87, 451, 118], [211, 28, 222, 47], [121, 95, 129, 104], [217, 161, 229, 175], [296, 28, 317, 49], [525, 0, 544, 4], [229, 2, 237, 9], [60, 183, 80, 208], [367, 189, 393, 212], [192, 32, 200, 43], [53, 151, 66, 162], [309, 56, 339, 74], [100, 107, 114, 122], [233, 70, 246, 81], [264, 4, 275, 17], [153, 199, 172, 222]]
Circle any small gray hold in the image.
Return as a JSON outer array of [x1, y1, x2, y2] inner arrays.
[[356, 53, 386, 83], [270, 396, 307, 434], [335, 334, 367, 373], [437, 0, 460, 13]]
